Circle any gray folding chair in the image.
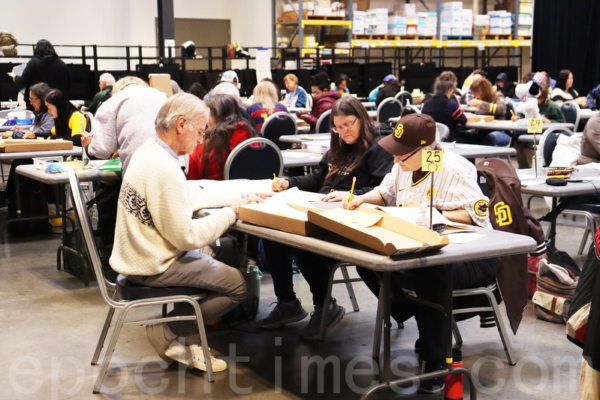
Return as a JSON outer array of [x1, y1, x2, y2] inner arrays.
[[452, 283, 516, 366], [67, 170, 215, 394], [436, 122, 450, 142], [377, 98, 403, 124], [560, 101, 581, 132], [261, 112, 297, 150], [224, 137, 283, 180]]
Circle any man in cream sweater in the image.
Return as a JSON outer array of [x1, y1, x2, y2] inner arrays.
[[110, 93, 261, 373]]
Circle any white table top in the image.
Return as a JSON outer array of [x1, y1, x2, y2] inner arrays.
[[287, 107, 311, 113], [282, 151, 323, 168], [465, 121, 574, 131], [232, 214, 536, 272], [0, 146, 83, 161], [362, 101, 376, 109], [518, 168, 600, 197], [278, 135, 515, 159], [579, 109, 598, 120], [16, 164, 121, 185], [368, 110, 377, 119]]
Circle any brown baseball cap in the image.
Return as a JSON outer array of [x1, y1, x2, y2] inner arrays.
[[378, 114, 437, 156]]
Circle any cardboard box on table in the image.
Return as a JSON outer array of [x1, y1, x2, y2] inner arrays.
[[149, 74, 173, 98], [0, 139, 73, 153], [239, 203, 328, 237], [465, 113, 495, 123], [307, 207, 449, 256]]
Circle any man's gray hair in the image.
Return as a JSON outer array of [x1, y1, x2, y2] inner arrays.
[[99, 73, 116, 86], [212, 82, 240, 100], [155, 93, 209, 133]]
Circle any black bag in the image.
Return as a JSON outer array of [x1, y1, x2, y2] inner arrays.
[[63, 227, 103, 282], [7, 179, 51, 236]]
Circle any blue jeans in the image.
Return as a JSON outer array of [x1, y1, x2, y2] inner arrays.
[[482, 130, 512, 147]]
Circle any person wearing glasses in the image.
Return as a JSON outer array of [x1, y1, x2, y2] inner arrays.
[[344, 114, 498, 393], [187, 94, 259, 181], [257, 97, 394, 339], [2, 82, 54, 139], [297, 72, 341, 133]]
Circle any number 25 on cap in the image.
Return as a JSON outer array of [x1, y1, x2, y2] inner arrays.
[[528, 118, 543, 134], [422, 150, 444, 172]]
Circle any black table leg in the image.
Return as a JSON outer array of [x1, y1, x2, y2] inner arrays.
[[548, 197, 558, 254]]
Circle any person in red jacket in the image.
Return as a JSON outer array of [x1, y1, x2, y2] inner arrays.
[[297, 72, 342, 132], [187, 94, 259, 180]]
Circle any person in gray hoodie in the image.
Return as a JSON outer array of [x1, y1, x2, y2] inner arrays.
[[81, 76, 167, 281]]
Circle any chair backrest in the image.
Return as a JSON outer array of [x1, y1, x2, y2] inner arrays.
[[394, 91, 412, 107], [82, 111, 93, 133], [561, 101, 580, 132], [261, 112, 297, 150], [401, 104, 420, 117], [306, 93, 314, 109], [377, 98, 403, 124], [316, 109, 332, 133], [538, 127, 573, 167], [436, 122, 450, 142], [224, 137, 283, 180], [68, 169, 117, 307]]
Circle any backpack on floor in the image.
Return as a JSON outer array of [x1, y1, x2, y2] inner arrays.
[[7, 179, 51, 236], [532, 258, 579, 324]]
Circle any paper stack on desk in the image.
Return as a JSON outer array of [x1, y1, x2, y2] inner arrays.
[[365, 205, 477, 234]]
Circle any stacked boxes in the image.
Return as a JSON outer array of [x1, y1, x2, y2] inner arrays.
[[520, 0, 533, 14], [518, 13, 533, 36], [474, 14, 490, 35], [353, 11, 366, 34], [417, 12, 437, 36], [388, 13, 407, 36], [404, 4, 418, 36], [441, 2, 469, 36], [315, 0, 332, 17], [366, 8, 388, 35], [489, 11, 512, 35]]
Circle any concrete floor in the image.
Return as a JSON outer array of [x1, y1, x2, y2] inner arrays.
[[0, 197, 588, 400]]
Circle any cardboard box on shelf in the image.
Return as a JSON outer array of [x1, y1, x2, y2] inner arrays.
[[461, 25, 472, 35], [518, 27, 532, 36], [282, 2, 315, 13], [490, 27, 512, 35], [451, 27, 462, 35], [402, 3, 416, 14], [406, 25, 418, 35], [0, 139, 74, 153], [389, 27, 407, 35], [474, 25, 490, 35], [306, 207, 450, 256], [352, 27, 365, 34], [278, 10, 309, 22], [318, 0, 331, 7], [316, 6, 332, 16], [417, 27, 437, 36], [389, 16, 407, 25], [520, 3, 533, 13], [442, 1, 463, 13], [366, 25, 388, 35]]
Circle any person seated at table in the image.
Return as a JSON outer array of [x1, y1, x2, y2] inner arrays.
[[551, 70, 587, 107], [83, 73, 115, 115], [577, 113, 600, 165], [422, 71, 467, 142], [368, 75, 395, 103], [188, 82, 208, 100], [586, 84, 600, 111], [375, 77, 401, 106], [211, 82, 258, 130], [494, 72, 515, 99], [282, 73, 308, 108], [111, 93, 265, 373], [187, 94, 259, 180], [511, 73, 566, 124], [466, 78, 511, 146], [332, 74, 350, 95], [246, 81, 288, 130], [460, 69, 484, 104], [45, 89, 87, 146], [344, 114, 498, 393], [2, 82, 53, 139], [257, 96, 394, 339], [297, 72, 341, 133]]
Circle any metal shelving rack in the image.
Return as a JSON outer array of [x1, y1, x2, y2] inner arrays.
[[273, 0, 353, 68]]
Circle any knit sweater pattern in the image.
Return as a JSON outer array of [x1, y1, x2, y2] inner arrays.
[[110, 138, 241, 276]]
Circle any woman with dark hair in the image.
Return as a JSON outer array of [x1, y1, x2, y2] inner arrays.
[[422, 71, 467, 141], [551, 69, 587, 107], [13, 39, 71, 110], [45, 89, 86, 147], [187, 94, 259, 180], [2, 82, 54, 139], [256, 96, 394, 339], [333, 74, 350, 95], [187, 82, 208, 100]]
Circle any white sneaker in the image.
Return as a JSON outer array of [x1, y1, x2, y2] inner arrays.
[[164, 342, 227, 373], [146, 323, 175, 364]]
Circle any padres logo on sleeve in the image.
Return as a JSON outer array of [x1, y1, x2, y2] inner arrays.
[[394, 124, 404, 139], [474, 199, 489, 218]]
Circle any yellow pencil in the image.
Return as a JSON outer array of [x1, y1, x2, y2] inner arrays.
[[510, 109, 516, 118], [348, 177, 356, 203], [273, 173, 279, 185]]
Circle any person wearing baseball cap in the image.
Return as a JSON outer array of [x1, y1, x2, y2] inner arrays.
[[367, 74, 396, 103], [219, 70, 239, 86], [344, 113, 500, 393]]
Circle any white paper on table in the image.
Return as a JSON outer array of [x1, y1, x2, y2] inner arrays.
[[255, 48, 272, 83], [447, 233, 486, 244], [12, 63, 27, 76], [283, 151, 321, 159], [265, 187, 312, 208]]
